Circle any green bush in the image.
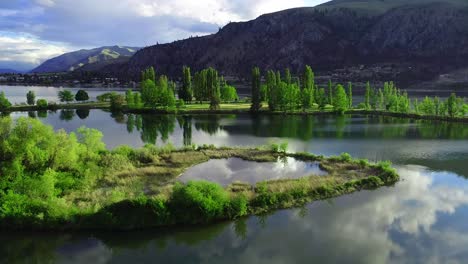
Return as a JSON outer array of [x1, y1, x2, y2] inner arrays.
[[97, 196, 170, 228], [0, 92, 11, 111], [36, 99, 48, 109], [169, 181, 229, 224], [339, 152, 352, 162], [226, 194, 248, 218]]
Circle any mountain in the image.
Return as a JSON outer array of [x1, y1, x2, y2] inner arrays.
[[31, 46, 140, 73], [0, 69, 21, 74], [113, 0, 468, 89]]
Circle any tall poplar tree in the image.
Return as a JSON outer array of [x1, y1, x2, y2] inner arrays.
[[251, 67, 261, 112], [179, 66, 193, 102]]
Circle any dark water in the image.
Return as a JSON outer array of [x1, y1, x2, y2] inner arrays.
[[178, 157, 326, 186], [2, 110, 468, 264]]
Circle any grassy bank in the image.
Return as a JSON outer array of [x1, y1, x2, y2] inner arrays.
[[0, 118, 399, 230], [4, 102, 467, 123]]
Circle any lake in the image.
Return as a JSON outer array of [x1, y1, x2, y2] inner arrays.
[[2, 110, 468, 262], [0, 85, 125, 104]]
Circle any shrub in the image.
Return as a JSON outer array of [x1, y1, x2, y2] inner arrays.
[[339, 152, 352, 162], [176, 99, 185, 109], [110, 94, 125, 110], [169, 181, 229, 223], [26, 91, 36, 105], [0, 92, 11, 111], [36, 99, 48, 109], [226, 194, 248, 218], [75, 90, 89, 102]]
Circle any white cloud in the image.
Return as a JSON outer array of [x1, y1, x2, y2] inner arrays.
[[35, 0, 56, 7], [0, 0, 331, 70], [0, 32, 69, 67], [132, 0, 306, 25]]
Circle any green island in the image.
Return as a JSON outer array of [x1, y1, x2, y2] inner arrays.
[[1, 66, 467, 123], [0, 117, 398, 230]]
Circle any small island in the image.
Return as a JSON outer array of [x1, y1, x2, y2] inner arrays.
[[0, 117, 399, 230]]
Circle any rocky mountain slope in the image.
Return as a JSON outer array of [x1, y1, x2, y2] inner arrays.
[[31, 46, 140, 73], [112, 0, 468, 89]]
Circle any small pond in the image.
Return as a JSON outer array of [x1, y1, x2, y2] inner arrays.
[[178, 157, 327, 186]]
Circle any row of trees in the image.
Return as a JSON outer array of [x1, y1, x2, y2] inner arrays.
[[140, 67, 177, 108], [251, 66, 353, 113], [135, 66, 239, 110], [363, 82, 466, 117], [249, 65, 466, 117]]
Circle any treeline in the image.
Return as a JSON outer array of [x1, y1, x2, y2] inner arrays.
[[0, 89, 91, 111], [125, 66, 239, 110], [249, 65, 467, 117]]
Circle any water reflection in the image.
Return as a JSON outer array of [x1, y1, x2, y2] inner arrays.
[[8, 111, 468, 175], [178, 157, 326, 186], [2, 166, 468, 263]]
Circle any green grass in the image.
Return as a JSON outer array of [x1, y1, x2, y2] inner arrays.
[[0, 143, 399, 230]]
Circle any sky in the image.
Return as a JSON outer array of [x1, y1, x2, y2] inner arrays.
[[0, 0, 331, 71]]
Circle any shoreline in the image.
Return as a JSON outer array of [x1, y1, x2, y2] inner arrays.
[[4, 103, 467, 123], [0, 147, 399, 231]]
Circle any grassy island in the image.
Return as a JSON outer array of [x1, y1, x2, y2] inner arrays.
[[0, 117, 399, 230]]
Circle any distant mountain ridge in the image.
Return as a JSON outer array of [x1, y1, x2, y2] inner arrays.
[[106, 0, 468, 89], [31, 46, 140, 73], [0, 69, 21, 74]]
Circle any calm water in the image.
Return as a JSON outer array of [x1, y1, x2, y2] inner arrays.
[[179, 157, 326, 186], [0, 85, 125, 104], [2, 109, 468, 263]]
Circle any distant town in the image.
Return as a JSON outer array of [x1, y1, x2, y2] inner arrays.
[[0, 72, 136, 89]]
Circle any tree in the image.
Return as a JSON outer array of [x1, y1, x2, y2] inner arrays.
[[267, 70, 278, 111], [141, 79, 158, 107], [36, 99, 48, 109], [141, 66, 156, 83], [220, 81, 238, 102], [207, 67, 220, 110], [316, 88, 327, 109], [332, 84, 348, 114], [347, 82, 353, 109], [0, 92, 11, 110], [328, 80, 333, 105], [134, 92, 143, 108], [377, 89, 384, 110], [302, 66, 315, 100], [251, 67, 261, 112], [284, 68, 292, 85], [158, 76, 176, 108], [260, 84, 268, 102], [447, 93, 457, 118], [26, 91, 35, 105], [110, 94, 126, 110], [125, 90, 135, 107], [58, 90, 74, 103], [364, 82, 371, 110], [75, 90, 89, 102], [179, 66, 193, 103]]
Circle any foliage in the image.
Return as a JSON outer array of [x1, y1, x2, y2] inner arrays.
[[179, 66, 193, 102], [75, 90, 89, 102], [26, 91, 36, 105], [58, 90, 74, 103], [97, 92, 118, 102], [251, 67, 261, 112], [220, 77, 238, 102], [169, 181, 229, 223], [332, 84, 349, 114], [36, 99, 48, 109], [140, 67, 176, 108], [0, 91, 12, 110], [110, 94, 126, 110]]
